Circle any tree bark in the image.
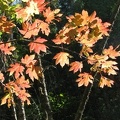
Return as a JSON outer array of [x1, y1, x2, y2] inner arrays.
[[35, 55, 53, 120], [74, 84, 93, 120]]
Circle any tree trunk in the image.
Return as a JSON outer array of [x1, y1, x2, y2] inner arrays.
[[35, 55, 53, 120], [74, 84, 93, 120], [16, 99, 26, 120]]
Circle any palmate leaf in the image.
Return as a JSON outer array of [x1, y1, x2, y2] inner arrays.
[[69, 61, 83, 73], [15, 76, 31, 89], [7, 63, 25, 79], [0, 42, 16, 55], [99, 76, 114, 88], [28, 37, 48, 54], [53, 52, 71, 67], [19, 19, 50, 38], [76, 72, 93, 87], [26, 64, 41, 81], [103, 46, 120, 59], [21, 54, 37, 67], [43, 7, 62, 23]]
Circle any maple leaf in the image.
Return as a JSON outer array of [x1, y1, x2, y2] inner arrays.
[[37, 20, 50, 36], [69, 61, 83, 73], [76, 72, 93, 87], [26, 64, 39, 81], [16, 0, 42, 22], [7, 63, 25, 79], [80, 45, 93, 57], [19, 19, 50, 38], [29, 37, 47, 54], [19, 21, 39, 38], [15, 76, 31, 89], [103, 46, 120, 59], [16, 8, 30, 22], [87, 54, 108, 65], [99, 76, 114, 88], [21, 54, 37, 67], [17, 89, 31, 105], [25, 0, 39, 16], [0, 42, 16, 55], [5, 77, 31, 105], [101, 60, 119, 75], [53, 52, 70, 67], [34, 0, 47, 13], [43, 7, 62, 23], [0, 16, 15, 33]]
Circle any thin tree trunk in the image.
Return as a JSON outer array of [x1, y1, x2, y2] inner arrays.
[[12, 101, 18, 120], [36, 55, 53, 120], [74, 84, 93, 120], [16, 99, 27, 120]]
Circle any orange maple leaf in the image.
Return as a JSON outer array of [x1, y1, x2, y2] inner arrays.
[[69, 61, 83, 73], [26, 65, 39, 81], [21, 54, 37, 67], [103, 46, 120, 59], [99, 76, 114, 88], [43, 7, 62, 23], [19, 19, 50, 38], [76, 72, 93, 87], [7, 63, 25, 79], [34, 0, 47, 13], [29, 37, 47, 54], [53, 52, 70, 67], [15, 76, 31, 89], [0, 42, 16, 55]]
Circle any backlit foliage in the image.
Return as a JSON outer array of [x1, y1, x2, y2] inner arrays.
[[0, 0, 119, 108]]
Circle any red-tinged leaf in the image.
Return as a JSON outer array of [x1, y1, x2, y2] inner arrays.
[[26, 64, 39, 81], [0, 72, 4, 82], [16, 8, 29, 22], [29, 37, 47, 54], [15, 76, 31, 89], [0, 42, 15, 55], [21, 54, 36, 67], [69, 61, 83, 73], [76, 72, 93, 87], [34, 0, 47, 12], [19, 19, 50, 38], [53, 52, 70, 67], [7, 63, 25, 79], [17, 89, 31, 105], [103, 46, 120, 59], [99, 76, 114, 88]]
